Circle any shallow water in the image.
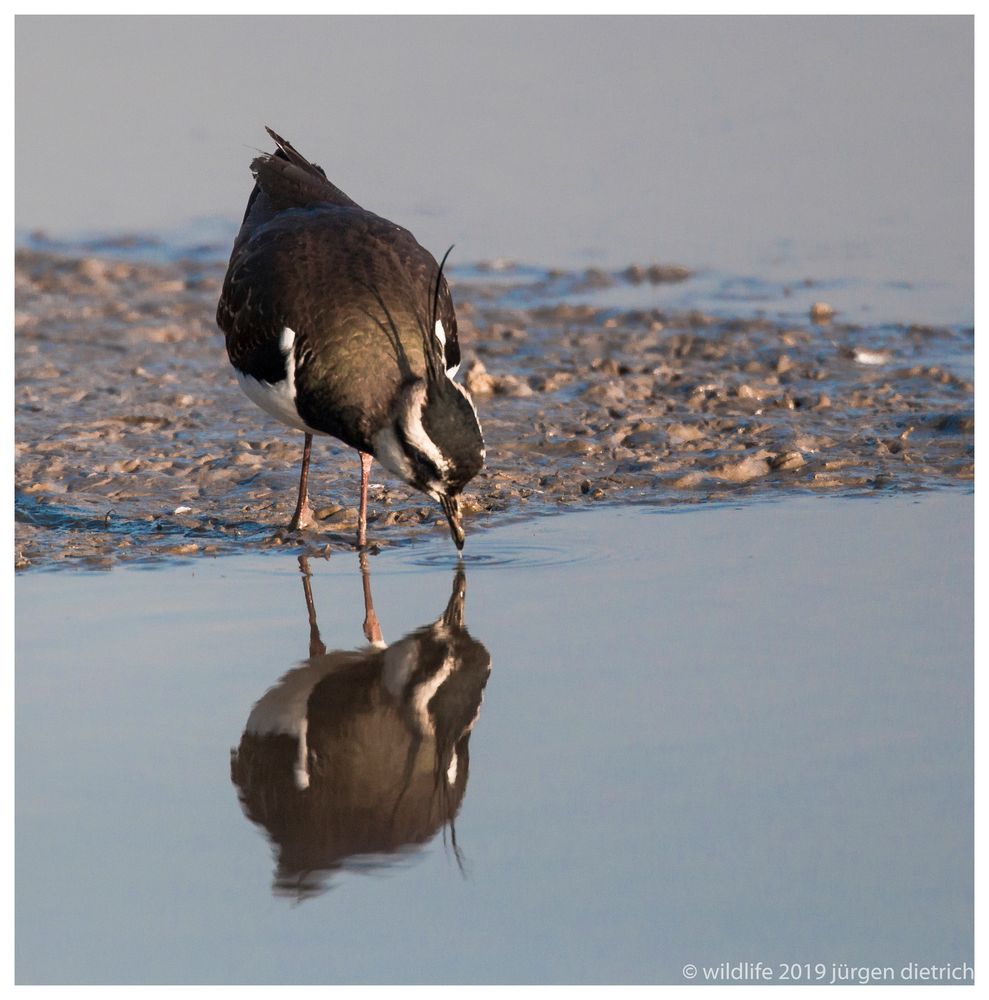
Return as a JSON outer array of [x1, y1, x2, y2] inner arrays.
[[16, 17, 973, 326], [16, 494, 972, 984], [13, 16, 974, 984], [13, 245, 974, 572], [14, 19, 974, 573]]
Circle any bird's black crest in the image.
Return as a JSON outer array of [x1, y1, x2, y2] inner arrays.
[[249, 126, 357, 211]]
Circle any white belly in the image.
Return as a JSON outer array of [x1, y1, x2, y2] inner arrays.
[[234, 325, 322, 435], [236, 369, 318, 433]]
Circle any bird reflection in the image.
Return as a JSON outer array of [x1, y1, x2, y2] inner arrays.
[[230, 554, 491, 899]]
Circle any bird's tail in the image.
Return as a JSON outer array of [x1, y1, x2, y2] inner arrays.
[[249, 126, 358, 211]]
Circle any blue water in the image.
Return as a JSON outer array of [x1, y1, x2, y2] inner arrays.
[[14, 15, 974, 984], [16, 495, 973, 983], [15, 16, 973, 327]]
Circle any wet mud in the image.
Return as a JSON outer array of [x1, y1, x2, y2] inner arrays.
[[15, 238, 974, 571]]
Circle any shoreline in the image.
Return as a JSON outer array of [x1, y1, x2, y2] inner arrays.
[[15, 244, 974, 572]]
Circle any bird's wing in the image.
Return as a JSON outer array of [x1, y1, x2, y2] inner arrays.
[[435, 268, 460, 376], [216, 231, 291, 383], [219, 206, 460, 414]]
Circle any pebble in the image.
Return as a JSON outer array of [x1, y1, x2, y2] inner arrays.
[[852, 348, 892, 366], [464, 359, 495, 396], [672, 471, 706, 489], [666, 424, 705, 445], [712, 456, 771, 483], [13, 247, 973, 571], [493, 374, 534, 398], [770, 451, 806, 471]]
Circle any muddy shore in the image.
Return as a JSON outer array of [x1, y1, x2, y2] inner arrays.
[[14, 241, 974, 571]]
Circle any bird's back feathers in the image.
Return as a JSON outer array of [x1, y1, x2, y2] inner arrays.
[[218, 128, 467, 456]]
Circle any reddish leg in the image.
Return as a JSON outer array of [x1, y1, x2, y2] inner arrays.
[[357, 450, 373, 548], [298, 555, 326, 657], [359, 550, 382, 644], [289, 432, 317, 531]]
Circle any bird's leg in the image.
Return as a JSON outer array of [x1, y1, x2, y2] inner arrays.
[[359, 550, 383, 645], [357, 450, 373, 548], [289, 432, 317, 531], [298, 554, 326, 657]]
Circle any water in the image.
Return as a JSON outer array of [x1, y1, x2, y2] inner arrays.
[[14, 16, 974, 984], [16, 494, 973, 983], [15, 16, 973, 326]]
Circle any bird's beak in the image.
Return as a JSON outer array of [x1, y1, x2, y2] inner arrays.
[[440, 495, 465, 551], [442, 568, 467, 628]]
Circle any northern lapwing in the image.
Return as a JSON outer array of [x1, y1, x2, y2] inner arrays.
[[230, 555, 491, 895], [217, 128, 484, 549]]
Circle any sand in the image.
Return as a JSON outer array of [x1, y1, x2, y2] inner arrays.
[[14, 243, 973, 570]]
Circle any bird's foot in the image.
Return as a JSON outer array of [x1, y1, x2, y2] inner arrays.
[[362, 608, 383, 645], [288, 498, 319, 532]]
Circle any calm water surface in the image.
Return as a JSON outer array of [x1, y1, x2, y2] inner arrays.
[[14, 15, 973, 986], [15, 16, 973, 326], [16, 494, 973, 983]]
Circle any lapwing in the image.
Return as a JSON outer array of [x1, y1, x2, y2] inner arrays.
[[231, 555, 491, 896], [217, 128, 484, 549]]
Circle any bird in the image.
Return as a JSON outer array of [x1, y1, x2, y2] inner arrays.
[[216, 128, 484, 550], [230, 555, 491, 897]]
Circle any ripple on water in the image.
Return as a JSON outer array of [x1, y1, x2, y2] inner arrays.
[[402, 538, 602, 571]]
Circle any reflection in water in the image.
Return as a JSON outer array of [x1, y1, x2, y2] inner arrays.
[[230, 556, 491, 899]]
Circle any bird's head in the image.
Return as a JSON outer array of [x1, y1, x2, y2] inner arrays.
[[372, 377, 484, 550]]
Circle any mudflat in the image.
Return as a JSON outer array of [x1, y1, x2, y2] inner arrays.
[[15, 239, 973, 570]]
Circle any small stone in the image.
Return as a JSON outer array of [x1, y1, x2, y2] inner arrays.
[[810, 301, 835, 323], [622, 429, 664, 449], [77, 257, 110, 283], [536, 372, 575, 393], [493, 374, 534, 398], [672, 471, 706, 489], [736, 383, 774, 401], [646, 264, 690, 283], [712, 456, 771, 483], [464, 359, 495, 396], [666, 423, 704, 445], [852, 347, 892, 366], [581, 381, 627, 405], [770, 451, 806, 471], [593, 358, 622, 376], [779, 329, 810, 347]]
